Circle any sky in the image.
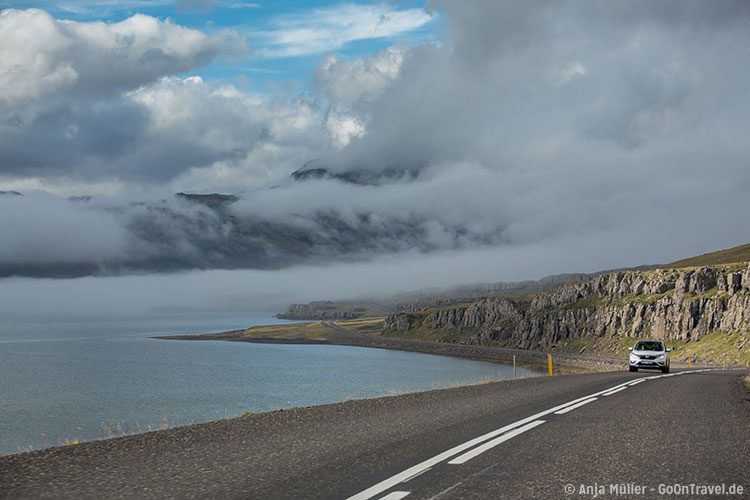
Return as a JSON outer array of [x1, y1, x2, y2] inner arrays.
[[0, 0, 436, 91], [1, 0, 750, 319]]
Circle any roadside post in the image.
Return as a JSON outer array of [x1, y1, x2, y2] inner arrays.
[[513, 355, 516, 379], [547, 353, 553, 376]]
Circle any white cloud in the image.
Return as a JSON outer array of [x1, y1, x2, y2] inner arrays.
[[254, 3, 433, 58], [114, 75, 329, 183], [317, 48, 403, 108], [0, 9, 316, 187], [325, 112, 366, 148], [317, 48, 404, 147], [557, 61, 587, 84], [0, 8, 240, 106]]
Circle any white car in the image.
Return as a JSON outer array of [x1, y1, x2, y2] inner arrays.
[[628, 340, 671, 373]]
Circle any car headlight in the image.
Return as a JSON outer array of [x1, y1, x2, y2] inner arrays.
[[629, 354, 639, 361], [657, 354, 666, 360]]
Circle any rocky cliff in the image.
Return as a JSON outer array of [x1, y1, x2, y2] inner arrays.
[[278, 302, 369, 320], [383, 265, 750, 357]]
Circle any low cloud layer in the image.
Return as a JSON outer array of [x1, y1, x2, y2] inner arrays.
[[1, 2, 750, 310], [0, 192, 126, 264]]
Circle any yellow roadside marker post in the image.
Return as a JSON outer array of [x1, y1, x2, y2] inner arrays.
[[547, 353, 553, 376]]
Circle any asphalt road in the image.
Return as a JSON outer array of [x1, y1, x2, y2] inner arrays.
[[1, 368, 748, 499]]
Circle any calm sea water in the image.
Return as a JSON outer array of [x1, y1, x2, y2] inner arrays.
[[0, 314, 538, 455]]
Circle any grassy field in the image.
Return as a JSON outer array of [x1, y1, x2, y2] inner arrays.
[[243, 317, 386, 341], [552, 336, 637, 358], [668, 242, 750, 268], [332, 317, 386, 334], [666, 331, 750, 366], [553, 331, 750, 366], [243, 322, 332, 340]]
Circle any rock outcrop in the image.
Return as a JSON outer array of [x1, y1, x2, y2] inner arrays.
[[278, 302, 365, 320], [383, 265, 750, 351]]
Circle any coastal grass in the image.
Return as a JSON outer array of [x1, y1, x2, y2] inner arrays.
[[554, 335, 638, 357], [333, 317, 385, 334], [667, 330, 750, 366], [243, 322, 331, 340], [243, 317, 386, 341], [385, 324, 468, 343], [553, 331, 749, 366]]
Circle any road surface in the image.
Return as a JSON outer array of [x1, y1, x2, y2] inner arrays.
[[1, 368, 748, 499]]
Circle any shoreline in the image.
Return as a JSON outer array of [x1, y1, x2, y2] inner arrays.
[[154, 324, 626, 373], [2, 367, 617, 460]]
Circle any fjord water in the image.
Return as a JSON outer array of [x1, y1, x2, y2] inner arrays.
[[0, 314, 537, 455]]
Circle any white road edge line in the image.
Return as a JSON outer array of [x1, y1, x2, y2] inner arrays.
[[346, 371, 714, 500], [379, 492, 411, 500], [447, 420, 546, 465], [554, 398, 598, 414], [602, 386, 628, 396]]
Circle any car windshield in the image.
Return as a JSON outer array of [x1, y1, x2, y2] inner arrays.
[[634, 341, 663, 351]]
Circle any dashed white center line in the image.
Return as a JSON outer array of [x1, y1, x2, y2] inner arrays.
[[447, 420, 546, 465], [379, 492, 411, 500], [402, 468, 431, 483], [602, 386, 628, 396], [554, 397, 598, 414]]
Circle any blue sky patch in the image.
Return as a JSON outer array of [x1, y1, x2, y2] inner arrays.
[[1, 0, 439, 91]]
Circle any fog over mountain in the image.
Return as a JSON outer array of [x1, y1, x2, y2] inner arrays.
[[1, 1, 749, 316]]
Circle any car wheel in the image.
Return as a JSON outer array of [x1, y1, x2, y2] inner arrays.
[[629, 366, 638, 372], [661, 366, 669, 374]]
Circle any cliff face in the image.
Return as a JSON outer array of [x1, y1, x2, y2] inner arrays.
[[383, 265, 750, 351], [278, 302, 366, 320]]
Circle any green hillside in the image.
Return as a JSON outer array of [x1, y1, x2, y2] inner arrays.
[[668, 243, 750, 268]]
